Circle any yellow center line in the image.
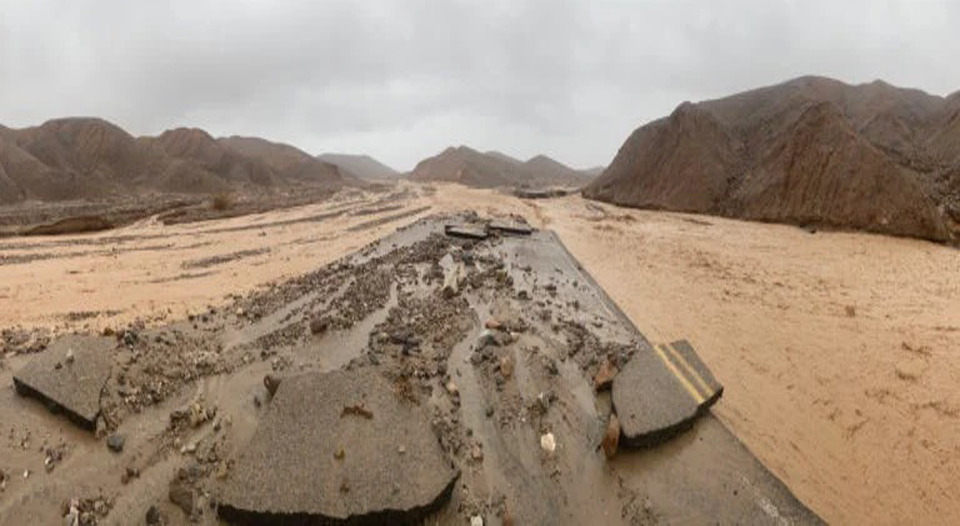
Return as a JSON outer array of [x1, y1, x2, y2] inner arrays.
[[663, 342, 713, 399], [653, 344, 705, 404]]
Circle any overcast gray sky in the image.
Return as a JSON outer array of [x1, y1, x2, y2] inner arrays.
[[1, 0, 958, 170]]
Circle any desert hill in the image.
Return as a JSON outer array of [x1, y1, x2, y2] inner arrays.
[[0, 118, 352, 205], [585, 76, 960, 242], [408, 146, 594, 189], [317, 153, 398, 182]]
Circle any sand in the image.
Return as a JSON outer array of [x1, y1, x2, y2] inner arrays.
[[1, 182, 957, 524]]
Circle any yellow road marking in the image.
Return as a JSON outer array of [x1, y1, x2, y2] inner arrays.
[[653, 344, 705, 404], [663, 342, 713, 399]]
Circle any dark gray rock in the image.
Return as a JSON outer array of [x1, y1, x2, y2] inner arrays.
[[218, 368, 458, 525], [613, 339, 723, 447], [12, 335, 114, 431], [106, 434, 125, 453]]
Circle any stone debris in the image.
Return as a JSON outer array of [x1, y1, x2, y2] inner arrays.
[[263, 374, 281, 397], [540, 432, 557, 454], [106, 434, 125, 453], [12, 335, 115, 431], [471, 515, 485, 526], [61, 496, 112, 526], [603, 414, 621, 459], [594, 358, 618, 391]]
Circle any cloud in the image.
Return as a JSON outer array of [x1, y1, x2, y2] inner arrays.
[[1, 0, 958, 169]]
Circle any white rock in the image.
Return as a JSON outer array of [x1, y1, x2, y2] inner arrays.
[[540, 432, 556, 453], [65, 348, 75, 365], [470, 515, 484, 526]]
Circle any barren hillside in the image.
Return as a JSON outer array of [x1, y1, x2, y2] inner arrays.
[[409, 146, 594, 189], [0, 119, 354, 205], [317, 152, 398, 181], [585, 76, 960, 242]]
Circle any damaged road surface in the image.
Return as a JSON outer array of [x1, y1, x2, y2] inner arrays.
[[1, 213, 823, 525], [12, 335, 114, 431], [218, 369, 458, 524]]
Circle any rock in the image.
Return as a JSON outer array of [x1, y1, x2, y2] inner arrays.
[[309, 317, 328, 335], [145, 505, 162, 525], [445, 381, 459, 397], [471, 515, 484, 526], [470, 444, 484, 462], [64, 348, 75, 365], [594, 359, 618, 391], [106, 434, 125, 453], [484, 319, 502, 330], [477, 330, 499, 349], [498, 355, 515, 379], [64, 498, 80, 526], [603, 414, 620, 459], [540, 432, 556, 453], [263, 374, 281, 397], [169, 482, 194, 516]]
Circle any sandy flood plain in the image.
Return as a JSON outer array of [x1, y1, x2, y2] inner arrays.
[[0, 182, 957, 525]]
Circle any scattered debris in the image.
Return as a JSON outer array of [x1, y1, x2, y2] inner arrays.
[[145, 505, 163, 525], [263, 374, 281, 397], [603, 414, 621, 459], [340, 404, 374, 419], [106, 434, 125, 453], [594, 359, 618, 391], [540, 432, 557, 454]]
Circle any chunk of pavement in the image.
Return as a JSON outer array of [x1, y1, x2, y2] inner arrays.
[[444, 224, 488, 240], [489, 220, 533, 236], [12, 335, 114, 432], [218, 368, 459, 524], [612, 339, 723, 447]]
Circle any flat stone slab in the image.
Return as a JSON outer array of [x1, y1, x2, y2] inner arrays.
[[613, 339, 723, 447], [218, 368, 458, 525], [489, 220, 533, 236], [13, 335, 115, 431], [444, 223, 488, 240]]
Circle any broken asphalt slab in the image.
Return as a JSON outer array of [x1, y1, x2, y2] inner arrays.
[[612, 339, 723, 447], [489, 220, 533, 236], [444, 223, 488, 240], [12, 335, 114, 431], [217, 368, 459, 525]]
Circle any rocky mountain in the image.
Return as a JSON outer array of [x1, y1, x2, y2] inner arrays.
[[317, 153, 398, 182], [0, 118, 352, 204], [409, 146, 594, 189], [585, 76, 960, 242]]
